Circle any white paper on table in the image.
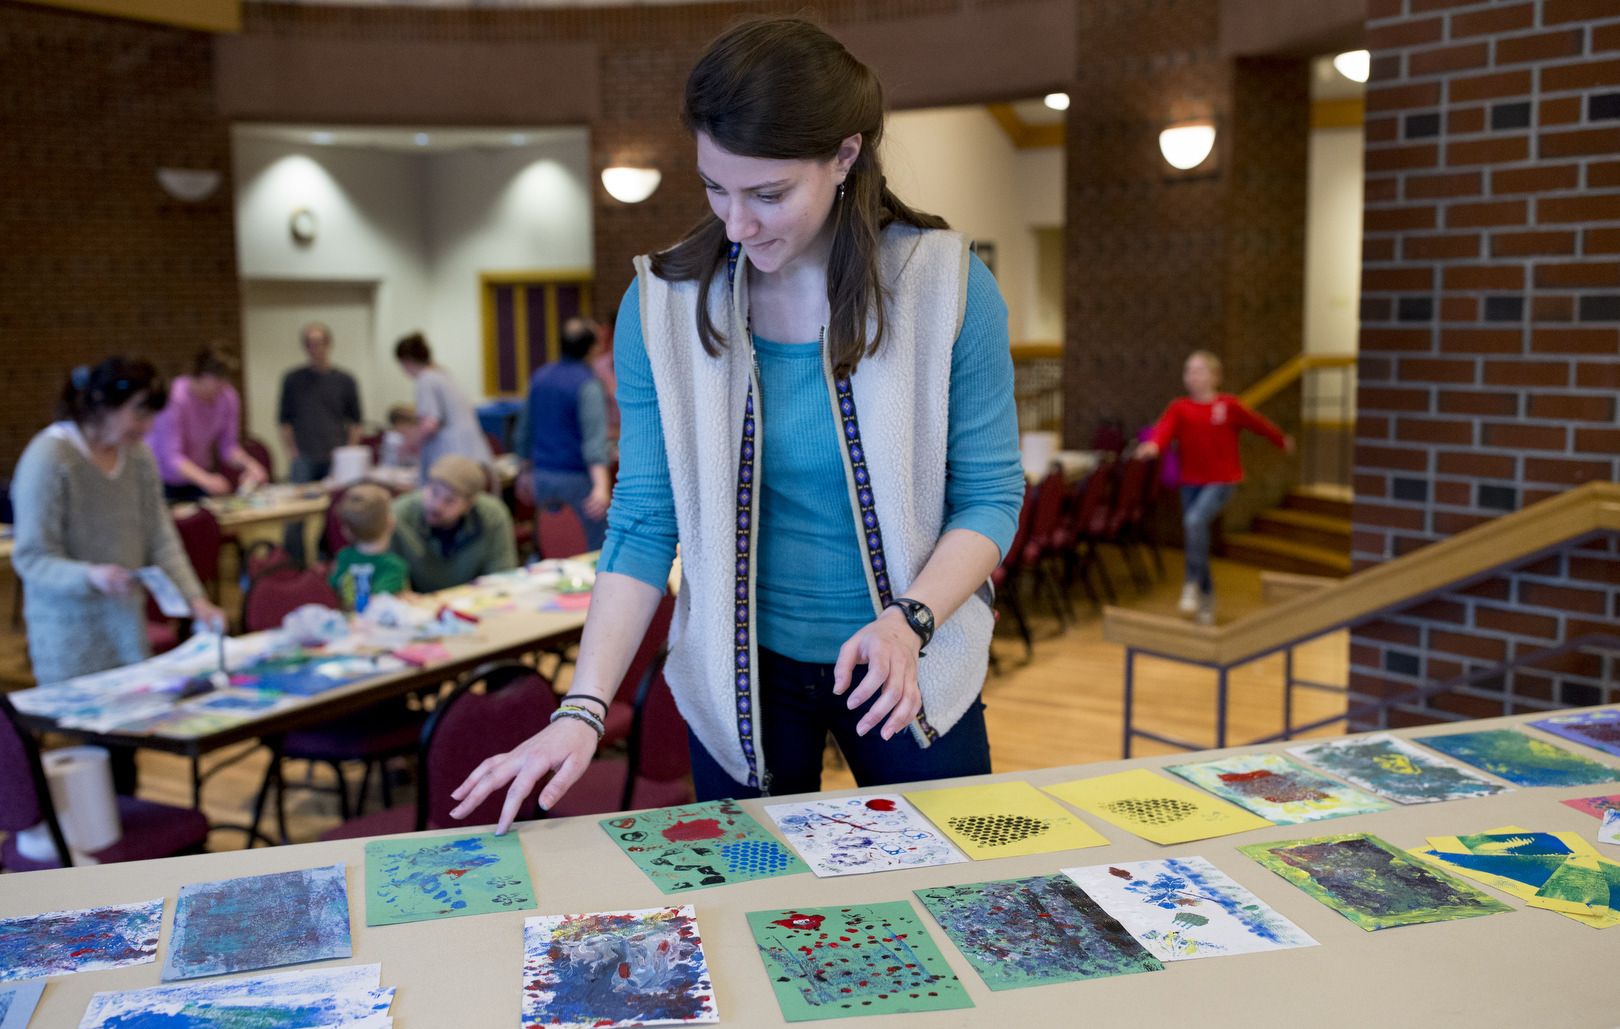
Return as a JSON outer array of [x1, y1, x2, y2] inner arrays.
[[1601, 809, 1620, 846], [79, 964, 382, 1028], [136, 566, 191, 617], [764, 794, 967, 877]]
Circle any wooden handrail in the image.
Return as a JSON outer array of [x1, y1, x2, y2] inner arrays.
[[1010, 342, 1063, 361], [1240, 353, 1357, 410], [1104, 481, 1620, 666]]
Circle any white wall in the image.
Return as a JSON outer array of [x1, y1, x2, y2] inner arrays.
[[883, 106, 1064, 343], [1302, 124, 1364, 420], [232, 130, 593, 458]]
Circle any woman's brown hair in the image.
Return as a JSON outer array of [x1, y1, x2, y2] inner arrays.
[[649, 16, 948, 375]]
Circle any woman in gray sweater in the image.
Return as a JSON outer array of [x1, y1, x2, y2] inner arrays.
[[12, 358, 225, 687]]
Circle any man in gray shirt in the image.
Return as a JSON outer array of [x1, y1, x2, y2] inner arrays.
[[278, 322, 363, 483]]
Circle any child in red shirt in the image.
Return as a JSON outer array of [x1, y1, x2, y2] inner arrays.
[[1137, 351, 1292, 623]]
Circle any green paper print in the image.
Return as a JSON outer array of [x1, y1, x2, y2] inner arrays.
[[914, 874, 1163, 990], [747, 901, 973, 1021], [1416, 729, 1618, 788], [1169, 752, 1392, 825], [1242, 833, 1511, 931], [364, 832, 535, 926], [1535, 860, 1616, 913], [1288, 734, 1508, 805], [601, 798, 808, 894]]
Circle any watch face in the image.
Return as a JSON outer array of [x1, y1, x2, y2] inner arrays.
[[915, 606, 934, 630]]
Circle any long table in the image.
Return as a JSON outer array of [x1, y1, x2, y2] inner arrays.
[[5, 705, 1614, 1026]]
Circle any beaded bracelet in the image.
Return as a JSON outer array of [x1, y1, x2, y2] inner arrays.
[[562, 693, 609, 717], [550, 705, 605, 741]]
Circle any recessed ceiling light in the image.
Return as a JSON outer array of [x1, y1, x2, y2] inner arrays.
[[1333, 49, 1371, 84], [310, 131, 333, 145], [1043, 92, 1071, 112], [413, 132, 431, 147]]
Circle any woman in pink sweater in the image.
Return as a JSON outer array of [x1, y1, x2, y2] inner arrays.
[[146, 346, 267, 501]]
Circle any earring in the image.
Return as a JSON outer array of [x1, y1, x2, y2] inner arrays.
[[837, 182, 845, 202]]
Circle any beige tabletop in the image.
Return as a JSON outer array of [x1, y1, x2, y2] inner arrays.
[[5, 705, 1617, 1027]]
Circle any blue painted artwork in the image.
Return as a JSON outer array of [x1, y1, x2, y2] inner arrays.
[[365, 832, 535, 926], [80, 964, 390, 1028], [1416, 729, 1618, 788], [0, 899, 162, 982], [161, 864, 352, 981], [1532, 709, 1620, 759], [522, 906, 718, 1027], [0, 980, 45, 1029]]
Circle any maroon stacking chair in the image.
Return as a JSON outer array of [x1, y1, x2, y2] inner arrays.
[[536, 504, 589, 560], [320, 662, 558, 840], [0, 694, 210, 871], [239, 564, 424, 842], [599, 593, 675, 747], [546, 665, 694, 818], [1065, 457, 1120, 610], [223, 435, 277, 489], [1018, 468, 1074, 627], [319, 484, 356, 564], [990, 481, 1038, 661], [358, 431, 384, 465], [1097, 454, 1158, 591], [172, 505, 224, 602], [508, 482, 538, 560]]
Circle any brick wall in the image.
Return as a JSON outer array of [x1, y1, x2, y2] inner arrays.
[[1351, 0, 1620, 724], [0, 4, 239, 477]]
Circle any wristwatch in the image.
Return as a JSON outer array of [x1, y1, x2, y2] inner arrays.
[[889, 597, 935, 655]]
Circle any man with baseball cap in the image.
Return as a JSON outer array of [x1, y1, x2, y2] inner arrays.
[[390, 454, 518, 592]]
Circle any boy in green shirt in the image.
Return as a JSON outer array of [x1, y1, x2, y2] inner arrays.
[[329, 483, 411, 611]]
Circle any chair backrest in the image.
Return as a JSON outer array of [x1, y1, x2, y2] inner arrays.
[[172, 506, 223, 591], [625, 666, 690, 803], [615, 593, 675, 704], [1074, 457, 1118, 537], [536, 504, 588, 560], [358, 431, 384, 464], [241, 436, 276, 484], [994, 482, 1037, 583], [418, 662, 558, 830], [1107, 455, 1152, 535], [0, 695, 73, 865], [1022, 469, 1067, 560], [242, 565, 340, 633], [1090, 417, 1128, 455], [321, 484, 354, 561]]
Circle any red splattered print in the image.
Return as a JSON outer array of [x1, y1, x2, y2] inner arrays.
[[660, 818, 724, 842], [865, 798, 897, 812]]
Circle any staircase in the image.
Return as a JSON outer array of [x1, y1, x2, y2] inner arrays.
[[1222, 484, 1352, 577]]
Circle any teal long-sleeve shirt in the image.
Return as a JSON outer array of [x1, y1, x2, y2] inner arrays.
[[599, 253, 1024, 664]]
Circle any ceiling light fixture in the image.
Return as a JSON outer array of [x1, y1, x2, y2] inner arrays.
[[1333, 49, 1371, 84], [601, 166, 661, 204], [1159, 121, 1217, 171]]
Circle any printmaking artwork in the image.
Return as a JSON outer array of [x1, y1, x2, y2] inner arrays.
[[913, 874, 1162, 990], [1288, 733, 1509, 805], [764, 794, 966, 877], [521, 906, 719, 1028], [1416, 729, 1618, 788], [80, 964, 391, 1028], [1041, 769, 1271, 845], [1417, 825, 1620, 929], [1602, 810, 1620, 846], [1563, 793, 1620, 819], [364, 832, 534, 926], [1242, 833, 1511, 930], [1062, 857, 1317, 961], [162, 863, 353, 981], [903, 781, 1108, 859], [1169, 752, 1392, 824], [0, 980, 44, 1029], [748, 901, 972, 1021], [0, 898, 162, 982], [1531, 710, 1620, 759], [600, 798, 807, 894]]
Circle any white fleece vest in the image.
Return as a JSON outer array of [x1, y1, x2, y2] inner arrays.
[[635, 224, 994, 791]]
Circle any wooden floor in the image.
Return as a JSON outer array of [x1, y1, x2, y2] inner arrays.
[[0, 547, 1347, 850]]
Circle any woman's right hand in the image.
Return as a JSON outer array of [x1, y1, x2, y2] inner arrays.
[[448, 718, 600, 834], [87, 564, 135, 596], [201, 472, 233, 496]]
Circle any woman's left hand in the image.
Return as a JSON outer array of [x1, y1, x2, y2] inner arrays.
[[833, 607, 922, 740], [190, 597, 226, 634]]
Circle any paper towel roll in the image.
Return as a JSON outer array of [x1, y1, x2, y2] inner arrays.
[[12, 822, 98, 866], [41, 746, 122, 854], [330, 444, 373, 485]]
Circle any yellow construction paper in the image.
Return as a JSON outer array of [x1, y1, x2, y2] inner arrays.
[[1040, 769, 1272, 845], [1412, 827, 1620, 929], [903, 781, 1109, 859]]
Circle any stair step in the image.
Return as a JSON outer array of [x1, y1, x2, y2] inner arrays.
[[1222, 532, 1352, 577], [1251, 508, 1353, 550], [1284, 483, 1353, 519]]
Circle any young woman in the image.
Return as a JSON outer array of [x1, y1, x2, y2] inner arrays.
[[451, 17, 1023, 830], [1137, 350, 1293, 624], [146, 345, 268, 501], [13, 358, 226, 686], [393, 332, 493, 479]]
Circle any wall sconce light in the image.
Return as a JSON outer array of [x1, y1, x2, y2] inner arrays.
[[1333, 49, 1371, 84], [1158, 121, 1216, 171], [601, 166, 661, 204], [155, 167, 222, 203], [1043, 92, 1071, 112]]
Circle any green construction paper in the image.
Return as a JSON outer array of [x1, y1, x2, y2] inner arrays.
[[600, 798, 808, 894], [1242, 832, 1512, 931], [364, 832, 535, 926], [747, 901, 973, 1021]]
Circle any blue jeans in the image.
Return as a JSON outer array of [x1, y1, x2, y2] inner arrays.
[[288, 455, 331, 484], [530, 468, 606, 551], [1180, 483, 1234, 595], [688, 648, 992, 799]]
